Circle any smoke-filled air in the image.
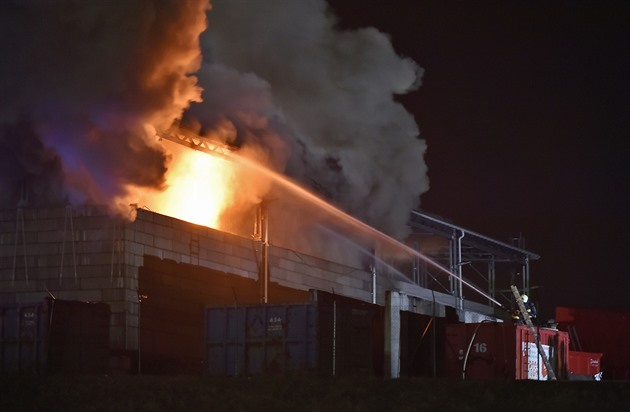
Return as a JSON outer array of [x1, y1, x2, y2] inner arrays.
[[0, 0, 429, 258]]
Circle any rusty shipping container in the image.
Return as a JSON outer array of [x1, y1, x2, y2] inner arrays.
[[444, 323, 569, 380], [204, 291, 382, 376], [0, 299, 110, 374]]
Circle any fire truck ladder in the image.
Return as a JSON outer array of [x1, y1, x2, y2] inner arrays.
[[510, 285, 557, 381]]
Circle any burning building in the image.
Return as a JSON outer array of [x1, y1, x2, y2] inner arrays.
[[0, 1, 550, 377], [0, 202, 540, 375]]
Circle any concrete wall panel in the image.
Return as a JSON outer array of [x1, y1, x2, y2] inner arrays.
[[2, 205, 448, 373], [57, 289, 103, 302], [134, 231, 154, 247]]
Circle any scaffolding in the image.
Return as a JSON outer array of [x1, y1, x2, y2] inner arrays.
[[407, 210, 540, 310]]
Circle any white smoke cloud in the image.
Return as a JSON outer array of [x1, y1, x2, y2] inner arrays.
[[194, 0, 429, 240]]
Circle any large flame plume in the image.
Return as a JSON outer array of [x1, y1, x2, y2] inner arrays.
[[128, 123, 277, 232], [1, 0, 429, 254], [132, 140, 233, 229]]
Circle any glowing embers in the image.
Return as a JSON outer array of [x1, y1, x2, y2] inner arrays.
[[140, 140, 237, 229]]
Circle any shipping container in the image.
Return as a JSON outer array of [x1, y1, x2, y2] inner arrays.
[[204, 291, 382, 376], [556, 306, 629, 380], [0, 303, 48, 373], [138, 255, 309, 375], [0, 299, 110, 374], [205, 303, 316, 375], [47, 299, 111, 374], [444, 323, 569, 380], [569, 351, 603, 379], [313, 290, 383, 376]]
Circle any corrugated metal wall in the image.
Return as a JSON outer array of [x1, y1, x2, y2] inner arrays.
[[0, 302, 47, 373], [312, 291, 383, 376], [204, 292, 384, 377], [138, 255, 308, 375], [0, 299, 110, 374], [205, 304, 317, 375]]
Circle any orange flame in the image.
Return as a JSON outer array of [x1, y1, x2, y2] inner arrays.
[[132, 140, 237, 229]]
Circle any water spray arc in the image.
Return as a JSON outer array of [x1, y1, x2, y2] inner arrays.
[[318, 225, 430, 285], [157, 130, 505, 309], [231, 153, 505, 309]]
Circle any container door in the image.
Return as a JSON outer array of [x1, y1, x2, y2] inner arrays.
[[0, 304, 47, 373]]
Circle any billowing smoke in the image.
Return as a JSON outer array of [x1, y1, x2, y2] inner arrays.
[[0, 0, 428, 245], [193, 0, 428, 240], [0, 0, 208, 208]]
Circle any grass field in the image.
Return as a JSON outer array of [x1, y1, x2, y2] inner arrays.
[[1, 375, 628, 412]]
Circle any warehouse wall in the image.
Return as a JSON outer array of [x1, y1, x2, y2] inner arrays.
[[0, 206, 381, 368], [127, 209, 376, 303], [0, 206, 136, 359]]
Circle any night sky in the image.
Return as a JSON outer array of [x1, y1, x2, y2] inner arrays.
[[330, 0, 630, 316]]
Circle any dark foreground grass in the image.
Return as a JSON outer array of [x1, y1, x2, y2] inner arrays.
[[1, 374, 628, 412]]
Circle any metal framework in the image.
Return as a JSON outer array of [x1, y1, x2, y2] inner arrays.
[[407, 210, 540, 309], [157, 129, 538, 311], [156, 129, 233, 157]]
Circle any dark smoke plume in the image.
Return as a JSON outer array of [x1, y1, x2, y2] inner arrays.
[[194, 0, 429, 240], [0, 0, 429, 245], [0, 115, 65, 206], [0, 0, 208, 209]]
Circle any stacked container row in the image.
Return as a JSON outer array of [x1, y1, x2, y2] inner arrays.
[[204, 292, 382, 376]]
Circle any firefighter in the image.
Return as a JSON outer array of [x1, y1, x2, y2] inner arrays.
[[513, 294, 537, 324]]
